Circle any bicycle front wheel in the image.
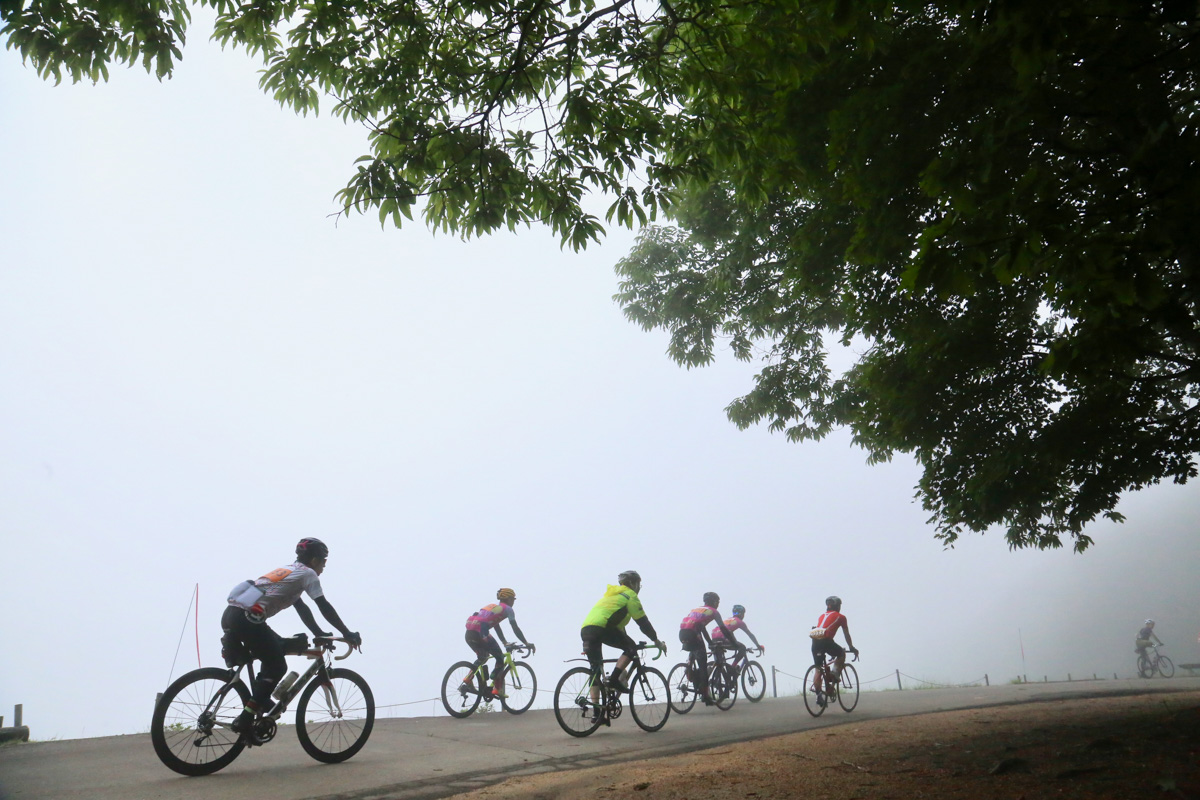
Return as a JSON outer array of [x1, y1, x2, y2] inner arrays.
[[554, 667, 604, 737], [802, 665, 827, 717], [151, 667, 250, 776], [667, 663, 696, 714], [837, 664, 859, 712], [1158, 656, 1175, 678], [1138, 655, 1153, 678], [708, 663, 737, 711], [629, 666, 671, 732], [741, 661, 767, 702], [502, 661, 537, 714], [296, 668, 375, 763], [441, 661, 483, 718]]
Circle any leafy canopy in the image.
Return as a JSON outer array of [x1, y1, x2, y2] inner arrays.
[[5, 0, 1198, 549]]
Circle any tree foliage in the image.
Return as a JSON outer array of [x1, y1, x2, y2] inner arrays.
[[5, 0, 1198, 549]]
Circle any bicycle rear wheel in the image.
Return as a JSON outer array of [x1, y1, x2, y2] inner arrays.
[[501, 661, 538, 714], [295, 668, 375, 763], [802, 665, 827, 717], [1158, 656, 1175, 678], [441, 661, 483, 718], [1137, 655, 1153, 678], [837, 664, 859, 712], [708, 663, 737, 711], [554, 667, 604, 737], [667, 663, 696, 714], [151, 667, 250, 776], [628, 666, 671, 732], [741, 661, 767, 702]]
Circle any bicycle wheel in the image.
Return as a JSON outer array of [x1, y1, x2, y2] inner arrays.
[[554, 667, 605, 737], [629, 666, 671, 732], [802, 665, 827, 717], [1158, 656, 1175, 678], [1137, 655, 1154, 678], [151, 667, 250, 776], [295, 668, 375, 763], [501, 661, 538, 714], [741, 660, 767, 702], [837, 663, 859, 712], [667, 663, 697, 714], [708, 663, 737, 711], [441, 661, 483, 718]]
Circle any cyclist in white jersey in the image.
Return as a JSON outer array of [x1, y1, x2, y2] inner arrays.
[[221, 537, 361, 733]]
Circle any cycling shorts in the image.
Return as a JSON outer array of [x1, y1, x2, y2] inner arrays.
[[678, 628, 704, 651], [581, 624, 636, 671], [811, 637, 844, 666], [466, 629, 503, 662]]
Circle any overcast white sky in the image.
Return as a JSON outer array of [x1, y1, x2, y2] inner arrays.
[[2, 13, 1198, 742]]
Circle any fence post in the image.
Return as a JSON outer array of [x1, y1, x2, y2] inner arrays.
[[771, 666, 777, 699], [14, 705, 21, 727], [1023, 674, 1027, 683], [1043, 675, 1047, 682], [895, 669, 902, 691], [984, 674, 989, 687], [1068, 673, 1072, 681]]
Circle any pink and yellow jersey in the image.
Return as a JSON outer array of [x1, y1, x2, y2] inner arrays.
[[679, 605, 718, 631], [466, 602, 513, 635], [710, 616, 746, 641]]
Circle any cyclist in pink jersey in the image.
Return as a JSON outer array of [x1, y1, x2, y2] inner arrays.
[[679, 592, 734, 705], [709, 604, 765, 666], [461, 588, 534, 699], [810, 595, 858, 704]]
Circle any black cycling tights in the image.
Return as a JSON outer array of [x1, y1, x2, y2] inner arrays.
[[221, 605, 286, 708]]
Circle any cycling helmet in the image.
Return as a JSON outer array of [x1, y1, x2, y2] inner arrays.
[[497, 587, 516, 603], [1145, 619, 1155, 625], [826, 595, 842, 611], [732, 604, 746, 617], [703, 591, 720, 607], [296, 537, 329, 562], [618, 570, 641, 589]]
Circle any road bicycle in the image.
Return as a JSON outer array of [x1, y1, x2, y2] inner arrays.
[[668, 644, 736, 714], [712, 640, 767, 703], [553, 642, 670, 737], [802, 650, 859, 717], [151, 634, 373, 775], [1137, 643, 1175, 678], [440, 643, 536, 717]]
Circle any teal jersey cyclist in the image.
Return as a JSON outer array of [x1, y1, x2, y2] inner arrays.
[[581, 570, 666, 720]]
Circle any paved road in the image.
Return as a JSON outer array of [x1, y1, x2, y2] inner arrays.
[[3, 677, 1198, 800]]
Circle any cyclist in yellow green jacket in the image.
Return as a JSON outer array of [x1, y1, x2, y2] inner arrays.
[[581, 571, 666, 720]]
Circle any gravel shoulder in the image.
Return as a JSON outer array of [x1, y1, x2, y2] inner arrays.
[[450, 690, 1200, 799]]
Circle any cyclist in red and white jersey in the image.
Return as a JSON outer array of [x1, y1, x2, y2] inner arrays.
[[460, 588, 534, 699], [222, 537, 361, 733], [810, 595, 857, 702]]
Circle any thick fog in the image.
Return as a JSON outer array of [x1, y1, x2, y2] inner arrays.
[[2, 13, 1197, 741]]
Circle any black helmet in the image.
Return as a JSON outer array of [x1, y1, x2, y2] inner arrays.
[[703, 591, 720, 607], [618, 570, 641, 589], [732, 604, 746, 617], [826, 595, 842, 611], [296, 537, 329, 562]]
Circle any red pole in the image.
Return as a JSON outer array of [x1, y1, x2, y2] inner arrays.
[[195, 583, 201, 667]]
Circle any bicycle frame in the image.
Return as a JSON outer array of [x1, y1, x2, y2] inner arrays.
[[465, 645, 531, 694], [216, 638, 355, 729]]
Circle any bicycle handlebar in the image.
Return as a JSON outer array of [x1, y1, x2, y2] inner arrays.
[[312, 636, 361, 661], [506, 643, 535, 656]]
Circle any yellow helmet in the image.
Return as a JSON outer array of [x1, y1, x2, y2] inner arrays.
[[497, 587, 516, 603]]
